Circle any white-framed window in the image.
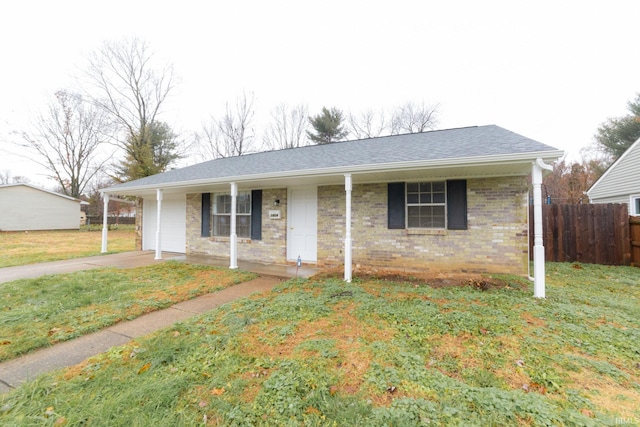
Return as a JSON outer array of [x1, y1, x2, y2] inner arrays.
[[211, 192, 251, 237], [406, 181, 446, 229], [631, 195, 640, 216]]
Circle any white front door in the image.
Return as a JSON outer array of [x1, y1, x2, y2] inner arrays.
[[287, 187, 317, 262]]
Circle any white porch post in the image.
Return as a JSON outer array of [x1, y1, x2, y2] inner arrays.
[[532, 159, 553, 298], [229, 182, 238, 269], [155, 189, 163, 260], [100, 193, 109, 253], [344, 174, 353, 282]]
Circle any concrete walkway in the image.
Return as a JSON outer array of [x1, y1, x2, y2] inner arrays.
[[0, 251, 318, 395]]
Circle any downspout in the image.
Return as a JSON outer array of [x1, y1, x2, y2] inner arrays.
[[531, 158, 553, 298], [344, 174, 353, 282], [100, 192, 109, 253], [155, 189, 163, 260], [229, 182, 238, 269]]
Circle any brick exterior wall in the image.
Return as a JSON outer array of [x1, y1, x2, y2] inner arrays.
[[184, 176, 529, 275], [186, 189, 289, 263], [316, 177, 529, 275]]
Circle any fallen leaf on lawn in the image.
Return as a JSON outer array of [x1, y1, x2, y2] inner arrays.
[[580, 408, 594, 417], [45, 407, 55, 416], [54, 417, 67, 425], [0, 340, 11, 345], [199, 400, 208, 407], [138, 362, 151, 374], [210, 388, 225, 396], [48, 328, 61, 336]]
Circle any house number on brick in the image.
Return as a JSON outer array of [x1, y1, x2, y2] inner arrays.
[[268, 210, 281, 220]]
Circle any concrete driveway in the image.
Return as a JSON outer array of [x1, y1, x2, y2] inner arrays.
[[0, 251, 183, 284]]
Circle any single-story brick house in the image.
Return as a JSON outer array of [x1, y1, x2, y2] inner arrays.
[[587, 136, 640, 215], [101, 125, 562, 289], [0, 183, 86, 231]]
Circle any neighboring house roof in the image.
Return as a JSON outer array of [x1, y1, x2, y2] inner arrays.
[[104, 125, 563, 197], [587, 136, 640, 203], [0, 183, 84, 203]]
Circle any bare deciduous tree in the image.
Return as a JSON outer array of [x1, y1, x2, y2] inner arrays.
[[0, 170, 31, 185], [347, 109, 389, 139], [16, 90, 110, 198], [263, 103, 309, 150], [0, 170, 10, 185], [390, 101, 440, 134], [196, 92, 256, 160], [82, 37, 181, 180]]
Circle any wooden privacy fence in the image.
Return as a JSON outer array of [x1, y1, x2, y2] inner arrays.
[[632, 216, 640, 267], [86, 216, 136, 226], [529, 203, 633, 266]]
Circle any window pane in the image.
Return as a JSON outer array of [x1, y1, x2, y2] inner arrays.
[[213, 215, 230, 236], [419, 182, 431, 192], [432, 182, 445, 193], [432, 206, 445, 228], [420, 193, 432, 204], [407, 183, 419, 192], [635, 198, 640, 216], [433, 192, 445, 203], [237, 192, 251, 214], [237, 215, 250, 238], [407, 193, 419, 204], [216, 195, 231, 214]]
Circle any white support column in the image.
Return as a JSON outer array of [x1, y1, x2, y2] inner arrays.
[[100, 192, 109, 253], [532, 159, 553, 298], [344, 174, 353, 282], [155, 189, 163, 260], [229, 182, 238, 269]]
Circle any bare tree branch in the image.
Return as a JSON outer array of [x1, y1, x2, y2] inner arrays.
[[391, 101, 440, 134], [347, 109, 389, 139], [263, 103, 309, 150], [15, 90, 111, 197], [195, 91, 256, 160]]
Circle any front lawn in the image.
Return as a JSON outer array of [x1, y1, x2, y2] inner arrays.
[[0, 229, 136, 268], [0, 262, 256, 361], [1, 263, 639, 426]]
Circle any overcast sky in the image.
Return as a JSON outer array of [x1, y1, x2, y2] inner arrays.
[[1, 0, 638, 188]]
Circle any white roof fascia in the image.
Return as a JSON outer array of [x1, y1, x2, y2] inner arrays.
[[102, 150, 564, 196]]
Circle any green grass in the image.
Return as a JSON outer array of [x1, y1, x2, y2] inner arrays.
[[0, 229, 136, 267], [1, 263, 639, 426], [0, 262, 256, 361]]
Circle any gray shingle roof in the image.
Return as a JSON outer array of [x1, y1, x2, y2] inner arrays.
[[108, 125, 559, 191]]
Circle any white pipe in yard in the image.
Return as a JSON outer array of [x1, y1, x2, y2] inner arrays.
[[532, 159, 553, 298], [344, 174, 353, 283]]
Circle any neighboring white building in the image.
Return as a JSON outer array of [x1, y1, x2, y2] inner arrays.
[[587, 137, 640, 216], [0, 183, 85, 231]]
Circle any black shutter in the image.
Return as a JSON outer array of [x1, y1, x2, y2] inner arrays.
[[447, 180, 467, 230], [201, 193, 210, 237], [388, 182, 405, 229], [251, 189, 262, 240]]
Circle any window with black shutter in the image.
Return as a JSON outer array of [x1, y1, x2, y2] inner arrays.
[[201, 190, 262, 239], [387, 180, 467, 230]]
